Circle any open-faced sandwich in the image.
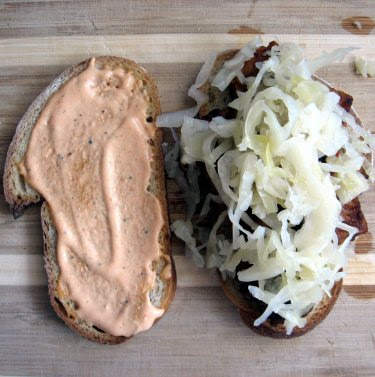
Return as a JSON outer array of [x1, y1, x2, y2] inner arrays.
[[4, 57, 176, 344], [158, 37, 374, 337]]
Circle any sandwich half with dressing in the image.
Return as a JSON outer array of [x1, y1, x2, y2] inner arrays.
[[4, 57, 176, 344]]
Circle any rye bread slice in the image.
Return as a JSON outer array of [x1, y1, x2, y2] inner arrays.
[[3, 56, 176, 344], [197, 47, 367, 337]]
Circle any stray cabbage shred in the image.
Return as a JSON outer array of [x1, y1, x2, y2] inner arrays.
[[355, 56, 375, 78], [157, 38, 374, 335]]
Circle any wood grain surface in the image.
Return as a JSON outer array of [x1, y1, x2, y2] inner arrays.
[[1, 1, 375, 376]]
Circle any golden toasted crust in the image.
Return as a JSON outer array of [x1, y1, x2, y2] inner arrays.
[[201, 48, 366, 338], [4, 56, 176, 344]]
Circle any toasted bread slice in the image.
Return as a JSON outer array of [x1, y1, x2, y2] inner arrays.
[[198, 47, 367, 338], [3, 57, 176, 344], [220, 272, 342, 338]]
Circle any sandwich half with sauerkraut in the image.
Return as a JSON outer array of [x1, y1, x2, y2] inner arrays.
[[158, 37, 374, 337]]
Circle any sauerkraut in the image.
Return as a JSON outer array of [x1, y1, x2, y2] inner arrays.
[[355, 56, 375, 78], [158, 38, 374, 334]]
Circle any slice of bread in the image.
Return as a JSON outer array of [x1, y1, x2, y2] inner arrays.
[[197, 47, 367, 338], [220, 271, 342, 338], [3, 56, 176, 344]]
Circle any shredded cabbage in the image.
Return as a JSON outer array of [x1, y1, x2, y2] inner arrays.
[[355, 56, 375, 78], [306, 47, 357, 73], [211, 36, 262, 91], [171, 220, 205, 267], [156, 52, 217, 128], [161, 37, 374, 335]]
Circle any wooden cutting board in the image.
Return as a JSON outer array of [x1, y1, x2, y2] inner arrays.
[[1, 2, 375, 376]]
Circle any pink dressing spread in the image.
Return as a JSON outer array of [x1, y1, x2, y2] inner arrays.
[[20, 58, 170, 337]]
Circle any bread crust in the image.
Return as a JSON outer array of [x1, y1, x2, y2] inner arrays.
[[3, 56, 176, 344], [220, 272, 342, 338], [200, 47, 367, 338]]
